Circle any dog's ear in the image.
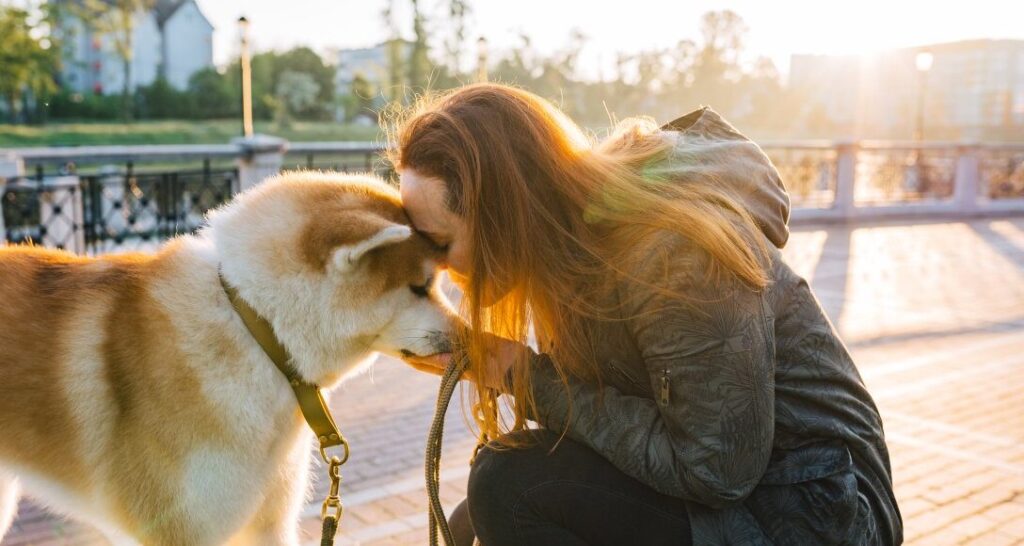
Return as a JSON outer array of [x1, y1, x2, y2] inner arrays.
[[331, 223, 413, 272]]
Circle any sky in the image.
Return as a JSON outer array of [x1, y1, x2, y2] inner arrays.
[[200, 0, 1024, 79]]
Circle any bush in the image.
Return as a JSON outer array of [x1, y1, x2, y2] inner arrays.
[[136, 78, 192, 119], [46, 91, 123, 120]]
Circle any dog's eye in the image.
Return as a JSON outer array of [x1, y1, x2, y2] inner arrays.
[[409, 284, 429, 298]]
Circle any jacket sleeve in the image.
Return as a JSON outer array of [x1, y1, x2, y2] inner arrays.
[[528, 238, 776, 508]]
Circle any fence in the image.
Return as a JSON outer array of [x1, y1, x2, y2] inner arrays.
[[760, 141, 1024, 221], [0, 137, 382, 254], [2, 137, 1022, 255]]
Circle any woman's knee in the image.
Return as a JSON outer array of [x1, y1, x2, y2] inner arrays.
[[466, 430, 562, 530]]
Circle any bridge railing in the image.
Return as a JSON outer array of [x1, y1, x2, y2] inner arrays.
[[2, 137, 1022, 254]]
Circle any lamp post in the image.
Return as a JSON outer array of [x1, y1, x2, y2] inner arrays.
[[476, 37, 489, 82], [914, 50, 933, 143], [238, 16, 253, 138], [909, 50, 934, 192]]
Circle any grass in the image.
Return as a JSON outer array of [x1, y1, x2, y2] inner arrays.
[[0, 120, 383, 148]]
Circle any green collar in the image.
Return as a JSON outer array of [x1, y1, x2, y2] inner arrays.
[[219, 272, 349, 463]]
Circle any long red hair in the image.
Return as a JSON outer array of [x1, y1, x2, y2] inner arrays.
[[388, 83, 768, 443]]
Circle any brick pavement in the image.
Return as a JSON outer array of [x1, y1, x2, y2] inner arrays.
[[3, 216, 1024, 545]]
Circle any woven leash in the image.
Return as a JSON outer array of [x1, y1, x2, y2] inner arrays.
[[425, 355, 467, 546]]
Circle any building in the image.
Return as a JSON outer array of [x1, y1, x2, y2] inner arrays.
[[335, 39, 413, 97], [56, 0, 214, 94], [789, 39, 1024, 139]]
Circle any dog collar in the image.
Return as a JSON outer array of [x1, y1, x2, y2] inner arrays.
[[218, 271, 349, 463]]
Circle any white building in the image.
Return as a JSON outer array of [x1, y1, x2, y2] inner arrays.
[[57, 0, 214, 94], [335, 39, 412, 96], [789, 39, 1024, 138]]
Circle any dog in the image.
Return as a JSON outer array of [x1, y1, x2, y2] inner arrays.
[[0, 171, 456, 545]]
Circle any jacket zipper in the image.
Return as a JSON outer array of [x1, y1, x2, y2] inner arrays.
[[659, 368, 671, 405]]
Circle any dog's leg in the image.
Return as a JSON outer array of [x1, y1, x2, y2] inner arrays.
[[0, 469, 20, 541], [229, 443, 311, 546]]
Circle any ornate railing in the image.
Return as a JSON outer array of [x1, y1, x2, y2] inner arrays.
[[761, 142, 837, 209], [979, 145, 1024, 200], [284, 142, 388, 175], [81, 165, 237, 254], [1, 164, 237, 254]]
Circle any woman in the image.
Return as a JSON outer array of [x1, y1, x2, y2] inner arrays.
[[395, 83, 902, 545]]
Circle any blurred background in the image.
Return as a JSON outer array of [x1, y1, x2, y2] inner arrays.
[[0, 1, 1022, 545], [1, 0, 1023, 143]]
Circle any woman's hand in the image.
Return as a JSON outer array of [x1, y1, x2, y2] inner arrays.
[[401, 352, 453, 377], [400, 332, 526, 390]]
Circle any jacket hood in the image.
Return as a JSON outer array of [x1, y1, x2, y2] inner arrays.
[[660, 107, 791, 248]]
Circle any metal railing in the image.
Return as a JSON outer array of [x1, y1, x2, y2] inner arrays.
[[2, 139, 1022, 255], [2, 163, 237, 254], [759, 141, 1024, 221], [284, 141, 387, 175]]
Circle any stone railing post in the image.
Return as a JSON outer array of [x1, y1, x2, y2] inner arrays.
[[40, 175, 86, 253], [0, 152, 25, 243], [953, 142, 980, 216], [833, 140, 858, 220], [233, 134, 288, 192]]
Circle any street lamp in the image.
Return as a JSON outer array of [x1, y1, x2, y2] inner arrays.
[[914, 50, 933, 142], [476, 37, 488, 82], [238, 15, 253, 138]]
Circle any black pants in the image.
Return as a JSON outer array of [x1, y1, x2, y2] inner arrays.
[[450, 429, 692, 546]]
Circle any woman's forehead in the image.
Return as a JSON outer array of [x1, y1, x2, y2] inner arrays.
[[400, 169, 452, 234]]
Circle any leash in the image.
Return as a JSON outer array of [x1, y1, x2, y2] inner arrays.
[[426, 355, 496, 546], [425, 355, 469, 546], [219, 273, 349, 546]]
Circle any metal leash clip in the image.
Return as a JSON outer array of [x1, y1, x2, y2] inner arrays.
[[320, 455, 344, 546]]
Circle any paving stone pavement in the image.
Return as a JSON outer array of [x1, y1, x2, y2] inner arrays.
[[3, 216, 1024, 545]]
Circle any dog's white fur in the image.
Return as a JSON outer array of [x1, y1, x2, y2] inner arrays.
[[0, 172, 455, 545]]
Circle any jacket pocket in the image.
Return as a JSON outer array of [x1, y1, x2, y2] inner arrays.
[[748, 441, 861, 545], [606, 359, 647, 393]]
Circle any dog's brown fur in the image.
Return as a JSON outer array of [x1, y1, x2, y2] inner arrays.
[[0, 172, 454, 545]]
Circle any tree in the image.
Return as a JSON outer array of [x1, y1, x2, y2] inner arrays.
[[0, 6, 59, 123], [687, 10, 749, 114], [443, 0, 470, 79], [276, 47, 335, 117], [72, 0, 157, 120], [136, 76, 186, 118], [187, 67, 236, 119], [405, 0, 431, 93], [380, 0, 405, 101], [275, 70, 320, 126], [222, 47, 334, 121], [340, 73, 376, 122]]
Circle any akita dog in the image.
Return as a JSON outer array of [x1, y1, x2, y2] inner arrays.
[[0, 172, 455, 545]]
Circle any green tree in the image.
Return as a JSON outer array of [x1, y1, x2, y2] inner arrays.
[[341, 73, 376, 122], [406, 0, 431, 93], [276, 47, 335, 117], [380, 0, 405, 101], [275, 70, 320, 126], [221, 47, 336, 121], [443, 0, 470, 79], [136, 76, 187, 118], [0, 6, 59, 123], [187, 67, 236, 119]]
